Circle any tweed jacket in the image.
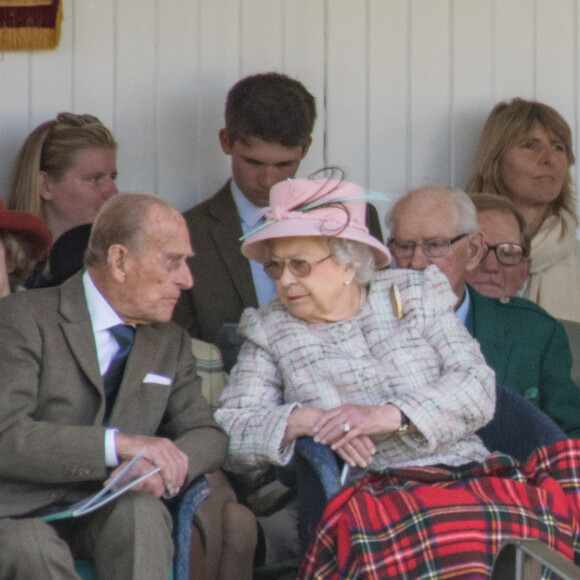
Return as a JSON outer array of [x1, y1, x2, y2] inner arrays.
[[216, 266, 495, 476], [0, 272, 228, 518], [173, 181, 385, 347], [466, 285, 580, 437]]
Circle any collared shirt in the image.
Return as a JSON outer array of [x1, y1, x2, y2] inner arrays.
[[83, 270, 126, 466], [231, 180, 277, 306], [455, 287, 471, 326]]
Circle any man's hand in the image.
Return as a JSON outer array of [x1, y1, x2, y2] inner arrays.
[[106, 456, 166, 497], [115, 433, 189, 498]]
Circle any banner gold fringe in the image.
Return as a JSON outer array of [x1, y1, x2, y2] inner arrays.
[[0, 0, 61, 51]]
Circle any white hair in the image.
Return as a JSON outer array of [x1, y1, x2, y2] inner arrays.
[[328, 237, 376, 286]]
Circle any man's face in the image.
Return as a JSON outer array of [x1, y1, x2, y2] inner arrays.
[[219, 131, 310, 207], [466, 209, 531, 298], [116, 207, 194, 325], [390, 190, 481, 301]]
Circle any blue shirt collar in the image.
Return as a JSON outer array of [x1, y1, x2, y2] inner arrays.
[[455, 286, 470, 326], [230, 180, 264, 233]]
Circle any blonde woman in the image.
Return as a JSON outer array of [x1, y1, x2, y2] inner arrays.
[[7, 113, 117, 287], [466, 97, 580, 322]]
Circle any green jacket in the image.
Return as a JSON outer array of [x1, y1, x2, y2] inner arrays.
[[466, 285, 580, 437]]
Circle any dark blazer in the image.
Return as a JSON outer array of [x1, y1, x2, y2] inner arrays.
[[173, 180, 384, 350], [0, 272, 227, 518], [465, 285, 580, 437]]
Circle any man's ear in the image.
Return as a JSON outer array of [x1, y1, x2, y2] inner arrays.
[[465, 231, 485, 273], [39, 171, 53, 201], [218, 129, 232, 155], [107, 244, 130, 282]]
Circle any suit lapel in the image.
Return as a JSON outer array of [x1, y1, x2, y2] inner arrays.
[[108, 324, 162, 424], [59, 273, 103, 394], [207, 185, 257, 306], [467, 286, 512, 384]]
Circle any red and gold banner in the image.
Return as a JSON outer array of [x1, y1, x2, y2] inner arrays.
[[0, 0, 61, 50]]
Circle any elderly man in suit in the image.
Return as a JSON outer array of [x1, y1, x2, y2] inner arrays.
[[0, 193, 228, 579], [386, 184, 580, 437]]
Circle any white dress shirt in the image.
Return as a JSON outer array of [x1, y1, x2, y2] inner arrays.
[[83, 270, 128, 466], [231, 180, 278, 306]]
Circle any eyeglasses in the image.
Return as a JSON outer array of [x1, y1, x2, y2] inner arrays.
[[387, 233, 469, 259], [263, 254, 333, 280], [482, 242, 526, 266]]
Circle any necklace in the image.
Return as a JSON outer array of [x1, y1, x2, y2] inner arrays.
[[359, 287, 367, 312]]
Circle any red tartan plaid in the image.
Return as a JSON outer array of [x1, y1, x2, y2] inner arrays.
[[299, 440, 580, 579]]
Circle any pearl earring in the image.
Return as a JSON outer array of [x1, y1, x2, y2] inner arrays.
[[344, 279, 352, 285]]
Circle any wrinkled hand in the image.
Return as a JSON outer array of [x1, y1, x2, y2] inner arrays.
[[283, 406, 327, 445], [115, 433, 188, 498], [106, 456, 166, 497], [312, 403, 401, 468]]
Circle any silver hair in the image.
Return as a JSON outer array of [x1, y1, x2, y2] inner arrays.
[[327, 237, 376, 286], [386, 185, 478, 236]]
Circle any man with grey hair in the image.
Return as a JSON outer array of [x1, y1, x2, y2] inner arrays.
[[387, 184, 580, 437], [0, 193, 228, 579]]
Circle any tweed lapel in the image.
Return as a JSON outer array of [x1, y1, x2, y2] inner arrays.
[[108, 323, 162, 424], [467, 286, 512, 383], [207, 185, 257, 306], [58, 272, 103, 394]]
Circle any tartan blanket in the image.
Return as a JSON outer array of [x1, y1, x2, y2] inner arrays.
[[299, 440, 580, 579]]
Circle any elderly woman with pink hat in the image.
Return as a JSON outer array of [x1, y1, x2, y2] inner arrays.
[[0, 200, 51, 298], [215, 173, 580, 578]]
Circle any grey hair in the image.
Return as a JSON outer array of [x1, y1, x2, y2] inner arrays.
[[386, 185, 478, 237], [328, 237, 376, 286]]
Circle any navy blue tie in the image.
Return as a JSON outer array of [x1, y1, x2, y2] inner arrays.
[[103, 324, 136, 422]]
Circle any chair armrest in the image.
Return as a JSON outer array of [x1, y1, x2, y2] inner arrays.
[[172, 475, 211, 580], [294, 437, 342, 557], [294, 436, 342, 499], [492, 538, 580, 579]]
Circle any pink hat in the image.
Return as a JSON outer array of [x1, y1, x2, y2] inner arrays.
[[0, 200, 52, 260], [241, 177, 391, 268]]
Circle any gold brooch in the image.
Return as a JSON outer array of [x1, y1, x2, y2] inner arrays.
[[390, 284, 402, 320]]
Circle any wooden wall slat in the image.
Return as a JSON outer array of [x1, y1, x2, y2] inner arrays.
[[71, 0, 115, 123], [114, 0, 158, 195], [0, 0, 578, 222], [409, 0, 451, 189], [283, 0, 326, 178], [451, 0, 494, 190], [326, 0, 367, 185]]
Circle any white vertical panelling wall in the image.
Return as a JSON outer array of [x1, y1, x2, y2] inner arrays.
[[409, 0, 451, 189], [115, 0, 158, 196], [326, 0, 367, 185], [0, 0, 579, 225], [451, 0, 494, 192], [157, 0, 198, 209], [283, 0, 326, 178]]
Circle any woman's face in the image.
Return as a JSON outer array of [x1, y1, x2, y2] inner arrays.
[[0, 240, 11, 299], [498, 122, 569, 210], [41, 147, 118, 234], [269, 236, 356, 324]]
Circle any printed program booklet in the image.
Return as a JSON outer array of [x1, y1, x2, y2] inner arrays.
[[43, 447, 160, 521]]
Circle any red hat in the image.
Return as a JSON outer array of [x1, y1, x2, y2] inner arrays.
[[0, 200, 52, 260]]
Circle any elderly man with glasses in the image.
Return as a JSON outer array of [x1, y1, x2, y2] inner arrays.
[[386, 184, 580, 437]]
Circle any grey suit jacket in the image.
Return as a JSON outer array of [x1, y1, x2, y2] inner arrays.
[[0, 272, 227, 518], [173, 180, 384, 350]]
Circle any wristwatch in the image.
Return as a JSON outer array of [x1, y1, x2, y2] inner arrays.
[[397, 411, 411, 433]]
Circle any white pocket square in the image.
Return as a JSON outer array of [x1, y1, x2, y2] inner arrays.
[[143, 373, 173, 386]]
